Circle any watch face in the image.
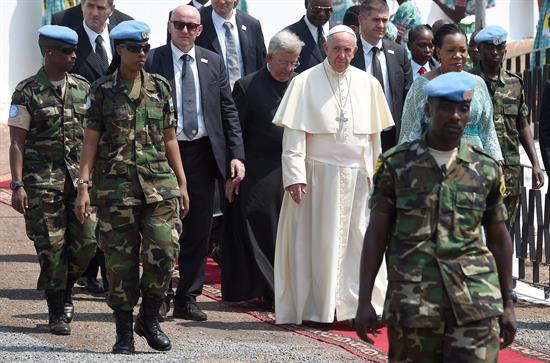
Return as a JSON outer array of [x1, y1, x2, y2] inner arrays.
[[10, 181, 23, 190]]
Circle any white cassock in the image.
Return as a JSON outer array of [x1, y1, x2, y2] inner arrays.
[[273, 59, 393, 325]]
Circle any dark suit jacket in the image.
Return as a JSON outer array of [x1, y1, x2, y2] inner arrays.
[[145, 44, 244, 179], [351, 38, 413, 139], [196, 6, 266, 76], [71, 24, 115, 83], [284, 16, 325, 74], [51, 5, 132, 29], [539, 80, 550, 173]]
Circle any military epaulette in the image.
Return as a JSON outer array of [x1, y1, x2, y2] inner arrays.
[[383, 141, 412, 158], [89, 73, 115, 93], [68, 72, 91, 86], [470, 144, 500, 164], [14, 75, 37, 92], [504, 70, 523, 85], [150, 73, 171, 91]]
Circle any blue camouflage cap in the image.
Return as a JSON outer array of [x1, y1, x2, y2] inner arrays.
[[38, 25, 78, 45], [425, 72, 476, 102], [110, 20, 150, 41], [475, 25, 508, 45]]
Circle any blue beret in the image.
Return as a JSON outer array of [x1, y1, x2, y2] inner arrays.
[[475, 25, 508, 45], [425, 72, 476, 102], [110, 20, 150, 41], [38, 25, 78, 45]]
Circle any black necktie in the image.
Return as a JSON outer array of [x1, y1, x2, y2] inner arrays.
[[95, 35, 109, 72], [180, 54, 198, 139], [318, 26, 326, 58], [371, 46, 385, 94]]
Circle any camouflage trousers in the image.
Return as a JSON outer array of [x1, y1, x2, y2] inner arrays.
[[97, 198, 181, 312], [502, 164, 521, 231], [387, 317, 500, 363], [503, 194, 520, 232], [25, 188, 97, 291]]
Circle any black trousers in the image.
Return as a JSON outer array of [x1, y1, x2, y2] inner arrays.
[[381, 127, 397, 152], [174, 138, 218, 306]]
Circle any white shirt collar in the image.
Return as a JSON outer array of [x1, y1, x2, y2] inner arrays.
[[192, 0, 210, 8], [171, 42, 196, 63], [304, 15, 329, 43], [411, 59, 429, 75], [212, 7, 237, 31], [361, 35, 383, 54], [83, 19, 110, 44]]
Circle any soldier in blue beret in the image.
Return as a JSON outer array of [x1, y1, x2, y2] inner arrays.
[[75, 20, 189, 354], [8, 25, 97, 336], [471, 26, 544, 231], [356, 71, 517, 361]]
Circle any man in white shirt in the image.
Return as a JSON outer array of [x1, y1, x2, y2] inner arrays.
[[407, 24, 438, 81], [196, 0, 266, 89], [350, 0, 412, 151], [146, 4, 245, 322]]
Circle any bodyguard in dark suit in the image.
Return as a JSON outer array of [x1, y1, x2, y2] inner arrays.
[[145, 4, 245, 322], [196, 0, 266, 87], [284, 0, 331, 74], [351, 0, 412, 151], [51, 0, 132, 29]]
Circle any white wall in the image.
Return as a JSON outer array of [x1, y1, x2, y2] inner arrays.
[[0, 0, 539, 124]]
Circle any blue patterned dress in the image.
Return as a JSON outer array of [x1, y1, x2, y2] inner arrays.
[[398, 72, 503, 161]]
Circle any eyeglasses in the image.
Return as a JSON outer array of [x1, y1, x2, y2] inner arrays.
[[170, 21, 201, 31], [48, 45, 77, 55], [122, 43, 151, 54], [308, 5, 333, 13], [276, 59, 300, 69]]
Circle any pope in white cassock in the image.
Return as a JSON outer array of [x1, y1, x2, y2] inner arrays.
[[273, 25, 394, 325]]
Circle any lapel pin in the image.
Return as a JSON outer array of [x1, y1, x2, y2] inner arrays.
[[200, 58, 208, 63], [387, 49, 395, 54], [241, 25, 247, 31]]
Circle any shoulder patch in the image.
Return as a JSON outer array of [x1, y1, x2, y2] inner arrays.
[[374, 156, 383, 176], [9, 104, 19, 118], [499, 173, 507, 196]]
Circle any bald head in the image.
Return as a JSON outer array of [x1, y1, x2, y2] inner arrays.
[[169, 5, 203, 53], [325, 30, 358, 73]]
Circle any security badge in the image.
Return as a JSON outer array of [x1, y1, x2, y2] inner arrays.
[[9, 104, 19, 118]]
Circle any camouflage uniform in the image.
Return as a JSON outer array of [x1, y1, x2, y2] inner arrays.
[[370, 136, 507, 362], [86, 69, 181, 312], [8, 68, 97, 291], [471, 66, 528, 230]]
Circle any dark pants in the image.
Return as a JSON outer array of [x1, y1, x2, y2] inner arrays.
[[174, 138, 218, 306], [381, 127, 397, 152]]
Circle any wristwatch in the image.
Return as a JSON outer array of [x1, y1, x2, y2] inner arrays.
[[76, 178, 90, 185], [502, 291, 518, 303], [10, 180, 24, 190]]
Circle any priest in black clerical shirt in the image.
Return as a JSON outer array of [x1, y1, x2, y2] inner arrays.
[[221, 30, 304, 305]]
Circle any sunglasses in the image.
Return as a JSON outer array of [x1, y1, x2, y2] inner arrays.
[[122, 43, 151, 54], [48, 45, 77, 55], [170, 21, 201, 31]]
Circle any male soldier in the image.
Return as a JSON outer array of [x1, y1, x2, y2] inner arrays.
[[355, 72, 517, 362], [470, 25, 544, 230], [8, 25, 96, 335]]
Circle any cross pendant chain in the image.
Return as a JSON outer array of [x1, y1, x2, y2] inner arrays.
[[336, 111, 348, 129]]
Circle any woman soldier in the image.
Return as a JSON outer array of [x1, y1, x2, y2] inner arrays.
[[75, 20, 189, 354]]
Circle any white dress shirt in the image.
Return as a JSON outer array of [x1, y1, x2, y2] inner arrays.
[[83, 20, 113, 64], [361, 36, 393, 114], [411, 59, 430, 80], [211, 9, 244, 77], [304, 16, 329, 44], [171, 43, 206, 141], [191, 0, 210, 8]]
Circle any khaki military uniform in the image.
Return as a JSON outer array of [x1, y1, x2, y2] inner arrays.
[[370, 136, 507, 362], [86, 69, 181, 311], [8, 68, 97, 291], [471, 66, 528, 230]]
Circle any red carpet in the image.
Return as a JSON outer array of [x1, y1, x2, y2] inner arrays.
[[0, 176, 11, 206], [203, 259, 550, 362]]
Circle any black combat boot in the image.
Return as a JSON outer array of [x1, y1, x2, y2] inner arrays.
[[63, 277, 76, 323], [112, 309, 135, 354], [45, 290, 71, 335], [134, 298, 171, 351]]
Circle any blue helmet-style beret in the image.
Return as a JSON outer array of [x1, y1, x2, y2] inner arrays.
[[110, 20, 151, 41], [475, 25, 508, 45], [425, 72, 476, 102], [38, 25, 78, 45]]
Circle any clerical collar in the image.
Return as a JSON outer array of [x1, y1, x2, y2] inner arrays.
[[322, 58, 350, 76]]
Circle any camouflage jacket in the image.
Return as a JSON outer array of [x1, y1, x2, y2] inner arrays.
[[370, 136, 507, 327], [10, 68, 89, 190], [470, 66, 528, 167], [86, 69, 180, 206]]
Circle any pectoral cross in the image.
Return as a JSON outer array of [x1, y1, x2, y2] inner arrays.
[[336, 111, 348, 129]]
